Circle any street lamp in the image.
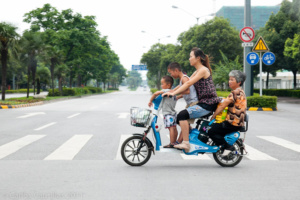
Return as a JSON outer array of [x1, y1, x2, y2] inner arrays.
[[141, 30, 170, 43], [172, 5, 215, 24]]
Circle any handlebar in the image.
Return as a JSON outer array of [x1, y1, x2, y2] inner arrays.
[[208, 119, 215, 126]]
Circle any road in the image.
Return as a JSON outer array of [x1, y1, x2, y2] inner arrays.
[[0, 86, 300, 200]]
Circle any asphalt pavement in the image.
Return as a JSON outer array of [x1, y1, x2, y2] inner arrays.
[[0, 86, 299, 200]]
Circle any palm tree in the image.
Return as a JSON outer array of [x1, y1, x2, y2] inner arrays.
[[0, 22, 19, 100], [20, 30, 44, 97]]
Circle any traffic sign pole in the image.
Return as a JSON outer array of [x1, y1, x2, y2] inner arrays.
[[259, 52, 262, 96], [244, 0, 252, 97]]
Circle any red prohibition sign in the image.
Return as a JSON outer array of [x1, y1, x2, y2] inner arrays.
[[240, 27, 255, 42]]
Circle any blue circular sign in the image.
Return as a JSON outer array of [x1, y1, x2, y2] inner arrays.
[[246, 52, 259, 65], [262, 52, 275, 65]]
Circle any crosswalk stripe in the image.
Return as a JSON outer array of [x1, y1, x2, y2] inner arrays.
[[118, 113, 130, 118], [258, 136, 300, 153], [116, 134, 131, 160], [44, 135, 93, 160], [0, 135, 46, 159], [244, 144, 278, 160]]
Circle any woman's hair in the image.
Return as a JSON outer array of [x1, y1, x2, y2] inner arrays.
[[162, 75, 174, 87], [229, 70, 247, 86], [191, 47, 212, 75], [168, 62, 182, 72]]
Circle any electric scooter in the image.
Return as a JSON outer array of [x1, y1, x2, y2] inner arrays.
[[121, 95, 249, 167]]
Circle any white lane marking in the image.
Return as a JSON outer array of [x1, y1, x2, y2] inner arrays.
[[244, 144, 278, 160], [17, 112, 45, 119], [0, 135, 46, 159], [258, 136, 300, 153], [67, 113, 81, 119], [118, 113, 130, 119], [34, 122, 57, 131], [116, 134, 131, 160], [44, 135, 93, 160]]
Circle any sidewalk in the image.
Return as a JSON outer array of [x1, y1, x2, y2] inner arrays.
[[277, 97, 300, 104], [1, 92, 48, 99]]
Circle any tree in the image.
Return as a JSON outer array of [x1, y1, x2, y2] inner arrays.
[[284, 33, 300, 88], [264, 0, 300, 89], [177, 17, 242, 72], [0, 22, 19, 100], [20, 30, 44, 97], [127, 71, 142, 89], [36, 63, 50, 94], [213, 51, 243, 90]]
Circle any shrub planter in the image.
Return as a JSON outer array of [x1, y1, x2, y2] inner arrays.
[[247, 96, 277, 111]]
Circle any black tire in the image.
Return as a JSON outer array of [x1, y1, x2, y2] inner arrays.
[[213, 140, 243, 167], [121, 135, 151, 166]]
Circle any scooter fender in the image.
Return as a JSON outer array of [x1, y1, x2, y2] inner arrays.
[[224, 132, 240, 146]]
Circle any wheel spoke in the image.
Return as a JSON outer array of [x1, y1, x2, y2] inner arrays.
[[138, 153, 145, 158], [132, 141, 136, 148], [132, 155, 136, 162], [127, 153, 133, 158], [125, 150, 133, 152], [126, 144, 134, 149], [137, 155, 140, 162]]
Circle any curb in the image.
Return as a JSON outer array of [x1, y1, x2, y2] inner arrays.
[[247, 107, 277, 111], [0, 102, 44, 109]]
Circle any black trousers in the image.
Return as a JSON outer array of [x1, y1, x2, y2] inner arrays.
[[208, 121, 240, 147]]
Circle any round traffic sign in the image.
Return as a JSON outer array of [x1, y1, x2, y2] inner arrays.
[[262, 52, 275, 65], [240, 27, 255, 42], [246, 52, 259, 65]]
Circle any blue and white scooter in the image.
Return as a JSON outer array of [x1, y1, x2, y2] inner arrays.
[[121, 95, 249, 167]]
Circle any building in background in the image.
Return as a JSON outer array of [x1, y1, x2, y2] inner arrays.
[[216, 6, 280, 30]]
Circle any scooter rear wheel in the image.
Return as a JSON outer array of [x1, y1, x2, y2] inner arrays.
[[213, 140, 243, 167], [121, 135, 151, 166]]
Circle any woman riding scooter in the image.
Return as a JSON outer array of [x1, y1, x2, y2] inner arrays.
[[163, 47, 221, 152]]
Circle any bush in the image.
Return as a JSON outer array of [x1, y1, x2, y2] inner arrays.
[[247, 96, 277, 108], [62, 88, 76, 96], [253, 89, 300, 98], [2, 89, 43, 93], [150, 88, 159, 94], [48, 89, 61, 97], [107, 88, 119, 90]]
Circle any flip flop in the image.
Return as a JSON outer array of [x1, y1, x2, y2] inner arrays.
[[163, 143, 174, 148]]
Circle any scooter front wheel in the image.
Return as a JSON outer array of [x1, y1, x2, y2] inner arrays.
[[213, 140, 243, 167], [121, 135, 151, 166]]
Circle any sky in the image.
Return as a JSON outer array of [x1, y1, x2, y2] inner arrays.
[[1, 0, 285, 73]]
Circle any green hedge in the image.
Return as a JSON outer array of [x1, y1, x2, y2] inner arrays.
[[1, 89, 43, 93], [107, 88, 119, 91], [253, 89, 300, 98], [48, 87, 102, 97], [247, 96, 277, 108]]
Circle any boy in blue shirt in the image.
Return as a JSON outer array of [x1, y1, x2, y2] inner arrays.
[[148, 75, 178, 148]]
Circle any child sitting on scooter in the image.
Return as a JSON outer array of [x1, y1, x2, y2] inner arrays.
[[148, 75, 178, 148], [208, 70, 247, 156]]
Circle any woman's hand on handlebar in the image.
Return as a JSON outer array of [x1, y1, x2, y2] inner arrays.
[[162, 92, 174, 97], [148, 101, 153, 107]]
